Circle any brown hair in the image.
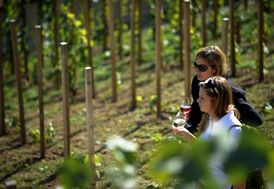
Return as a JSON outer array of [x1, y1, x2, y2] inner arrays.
[[195, 46, 227, 76], [198, 76, 239, 133]]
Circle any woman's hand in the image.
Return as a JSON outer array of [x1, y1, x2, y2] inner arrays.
[[172, 125, 196, 141]]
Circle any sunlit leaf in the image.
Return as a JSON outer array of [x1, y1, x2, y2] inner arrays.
[[106, 136, 138, 165], [136, 95, 143, 102], [67, 12, 75, 19]]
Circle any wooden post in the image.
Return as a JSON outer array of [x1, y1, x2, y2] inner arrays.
[[130, 0, 137, 110], [102, 0, 108, 52], [179, 0, 183, 70], [258, 0, 264, 82], [212, 0, 219, 39], [221, 18, 229, 57], [10, 20, 26, 144], [83, 0, 95, 98], [137, 0, 142, 65], [52, 0, 60, 89], [0, 7, 5, 136], [183, 1, 191, 97], [118, 0, 124, 60], [60, 42, 70, 158], [85, 67, 96, 189], [229, 0, 236, 77], [0, 0, 3, 7], [108, 0, 117, 102], [35, 25, 45, 159], [201, 0, 207, 46], [156, 0, 162, 119]]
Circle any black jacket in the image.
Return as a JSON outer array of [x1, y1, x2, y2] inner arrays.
[[187, 76, 263, 133]]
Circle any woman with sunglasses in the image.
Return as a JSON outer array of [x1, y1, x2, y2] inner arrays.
[[173, 76, 246, 189], [181, 46, 262, 134]]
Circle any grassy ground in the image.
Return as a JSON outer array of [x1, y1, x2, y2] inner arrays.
[[0, 48, 273, 188]]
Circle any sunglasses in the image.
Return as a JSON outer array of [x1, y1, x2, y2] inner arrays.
[[193, 61, 209, 72]]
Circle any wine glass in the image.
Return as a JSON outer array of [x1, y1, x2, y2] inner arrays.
[[180, 96, 191, 120]]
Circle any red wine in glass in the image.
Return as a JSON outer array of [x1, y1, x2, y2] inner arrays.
[[180, 104, 191, 117]]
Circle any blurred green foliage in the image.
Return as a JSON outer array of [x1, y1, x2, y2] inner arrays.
[[29, 122, 55, 144], [149, 126, 273, 188], [105, 136, 139, 189], [58, 154, 91, 189]]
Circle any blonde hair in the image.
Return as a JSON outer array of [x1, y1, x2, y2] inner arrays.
[[195, 46, 227, 76], [198, 76, 240, 133]]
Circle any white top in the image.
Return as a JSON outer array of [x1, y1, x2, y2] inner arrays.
[[200, 111, 242, 139], [199, 111, 242, 189]]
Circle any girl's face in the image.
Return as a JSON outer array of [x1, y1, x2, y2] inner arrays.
[[197, 88, 214, 116], [195, 58, 217, 81]]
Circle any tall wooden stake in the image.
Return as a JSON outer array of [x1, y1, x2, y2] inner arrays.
[[10, 20, 26, 144], [258, 0, 264, 82], [137, 0, 142, 65], [130, 0, 137, 110], [0, 6, 5, 136], [52, 0, 60, 89], [85, 67, 96, 189], [221, 18, 229, 57], [201, 0, 207, 46], [118, 0, 124, 60], [108, 0, 117, 102], [156, 0, 162, 119], [179, 0, 183, 70], [183, 1, 191, 97], [102, 0, 108, 52], [212, 0, 219, 39], [35, 25, 45, 159], [84, 0, 95, 98], [229, 0, 236, 77], [60, 42, 70, 158]]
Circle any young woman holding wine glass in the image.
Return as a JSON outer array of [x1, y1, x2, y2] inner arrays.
[[176, 45, 263, 134], [173, 76, 246, 189]]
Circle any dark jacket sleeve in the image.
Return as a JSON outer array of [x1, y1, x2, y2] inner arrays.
[[187, 76, 203, 133], [232, 85, 263, 127]]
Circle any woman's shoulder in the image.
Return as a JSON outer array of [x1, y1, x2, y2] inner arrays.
[[219, 111, 242, 128], [192, 75, 199, 83], [231, 84, 246, 95], [226, 79, 246, 98]]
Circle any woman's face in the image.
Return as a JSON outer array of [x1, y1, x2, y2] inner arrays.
[[195, 58, 217, 81], [197, 88, 214, 116]]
